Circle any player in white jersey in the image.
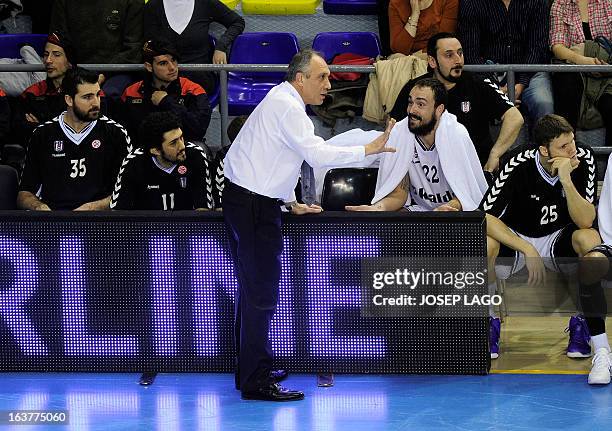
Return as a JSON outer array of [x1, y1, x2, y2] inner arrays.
[[347, 77, 486, 212], [404, 137, 455, 211]]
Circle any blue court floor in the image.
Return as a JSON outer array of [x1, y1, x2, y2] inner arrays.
[[0, 373, 610, 430]]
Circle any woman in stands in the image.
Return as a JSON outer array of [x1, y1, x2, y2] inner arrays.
[[550, 0, 611, 146], [388, 0, 458, 58], [144, 0, 245, 95]]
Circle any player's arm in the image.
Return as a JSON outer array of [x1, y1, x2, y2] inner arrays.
[[485, 213, 539, 256], [74, 196, 111, 211], [485, 107, 523, 172], [434, 197, 462, 212], [16, 191, 50, 211], [553, 157, 596, 229], [485, 213, 546, 285], [346, 173, 408, 211]]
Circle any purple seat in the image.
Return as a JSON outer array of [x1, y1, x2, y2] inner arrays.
[[228, 32, 299, 115], [323, 0, 377, 15], [0, 34, 47, 58], [312, 32, 381, 62]]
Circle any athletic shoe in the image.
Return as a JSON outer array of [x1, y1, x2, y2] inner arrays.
[[588, 348, 612, 385], [566, 315, 592, 358], [489, 317, 501, 359]]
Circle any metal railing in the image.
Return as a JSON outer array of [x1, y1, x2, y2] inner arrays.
[[1, 62, 610, 150]]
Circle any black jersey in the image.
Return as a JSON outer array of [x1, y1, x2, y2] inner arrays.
[[19, 114, 132, 210], [110, 143, 219, 210], [480, 146, 596, 237]]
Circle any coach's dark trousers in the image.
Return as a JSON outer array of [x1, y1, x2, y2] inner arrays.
[[223, 181, 283, 392]]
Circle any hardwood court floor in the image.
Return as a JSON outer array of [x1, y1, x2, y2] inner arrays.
[[490, 315, 611, 374]]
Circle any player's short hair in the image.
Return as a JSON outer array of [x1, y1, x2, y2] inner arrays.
[[63, 67, 99, 98], [534, 114, 574, 149], [427, 32, 459, 59], [412, 77, 448, 108], [143, 39, 180, 64], [285, 48, 325, 82], [227, 116, 248, 143], [140, 112, 183, 151]]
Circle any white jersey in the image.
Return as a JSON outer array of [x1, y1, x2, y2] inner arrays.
[[405, 138, 454, 211]]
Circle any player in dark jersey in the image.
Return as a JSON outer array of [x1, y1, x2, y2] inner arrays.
[[17, 67, 132, 211], [481, 115, 603, 367], [110, 112, 219, 210]]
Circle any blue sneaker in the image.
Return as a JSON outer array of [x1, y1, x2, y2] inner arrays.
[[489, 317, 501, 359], [566, 315, 592, 358]]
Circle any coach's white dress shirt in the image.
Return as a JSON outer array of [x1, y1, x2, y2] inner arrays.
[[224, 81, 366, 201]]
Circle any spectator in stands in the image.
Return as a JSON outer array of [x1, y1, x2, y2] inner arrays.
[[481, 114, 599, 362], [17, 67, 132, 211], [347, 78, 487, 212], [120, 39, 211, 146], [50, 0, 144, 98], [144, 0, 245, 95], [458, 0, 554, 124], [110, 112, 217, 210], [550, 0, 611, 146], [223, 49, 396, 401], [390, 33, 524, 174], [13, 31, 75, 145], [389, 0, 458, 58]]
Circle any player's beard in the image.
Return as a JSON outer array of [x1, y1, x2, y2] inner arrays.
[[408, 113, 438, 137], [161, 148, 186, 164], [73, 104, 100, 122], [438, 65, 462, 83]]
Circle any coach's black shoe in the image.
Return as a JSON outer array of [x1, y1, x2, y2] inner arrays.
[[235, 369, 289, 390], [241, 383, 304, 401]]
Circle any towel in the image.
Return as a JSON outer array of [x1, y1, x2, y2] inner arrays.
[[372, 111, 488, 210]]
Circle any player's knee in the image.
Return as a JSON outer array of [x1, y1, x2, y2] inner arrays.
[[572, 228, 601, 256]]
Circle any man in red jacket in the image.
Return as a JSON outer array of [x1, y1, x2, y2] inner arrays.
[[119, 39, 212, 148]]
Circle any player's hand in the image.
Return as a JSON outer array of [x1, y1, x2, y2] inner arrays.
[[151, 90, 168, 106], [212, 50, 227, 64], [434, 203, 458, 212], [513, 83, 525, 105], [345, 203, 384, 211], [524, 247, 546, 287], [549, 157, 578, 182], [98, 73, 106, 86], [25, 113, 39, 124], [291, 203, 323, 215], [364, 118, 396, 156], [35, 203, 51, 211], [483, 155, 500, 173], [74, 202, 96, 211]]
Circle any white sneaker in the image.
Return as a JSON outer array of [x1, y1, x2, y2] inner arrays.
[[588, 348, 612, 385]]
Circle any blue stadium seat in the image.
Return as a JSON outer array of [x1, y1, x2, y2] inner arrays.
[[312, 31, 381, 62], [321, 167, 378, 211], [323, 0, 377, 15], [228, 32, 299, 116], [0, 34, 47, 58]]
